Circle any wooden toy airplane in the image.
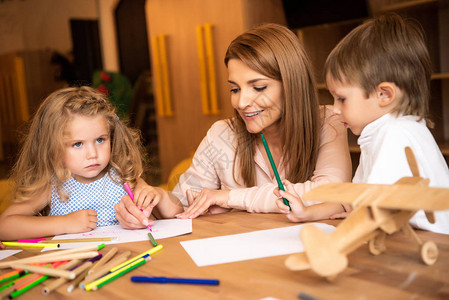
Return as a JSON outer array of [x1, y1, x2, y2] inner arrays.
[[285, 147, 449, 280]]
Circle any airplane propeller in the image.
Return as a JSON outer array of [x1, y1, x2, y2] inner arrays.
[[405, 147, 435, 223]]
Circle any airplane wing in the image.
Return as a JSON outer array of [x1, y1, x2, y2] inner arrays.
[[302, 182, 449, 211]]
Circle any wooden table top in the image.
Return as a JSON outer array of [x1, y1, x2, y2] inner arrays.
[[1, 211, 449, 299]]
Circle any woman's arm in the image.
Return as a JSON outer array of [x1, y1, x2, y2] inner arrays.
[[0, 188, 97, 240]]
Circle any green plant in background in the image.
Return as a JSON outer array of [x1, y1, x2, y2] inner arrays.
[[92, 70, 133, 119]]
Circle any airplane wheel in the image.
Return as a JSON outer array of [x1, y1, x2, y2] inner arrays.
[[421, 241, 438, 265], [369, 232, 386, 256]]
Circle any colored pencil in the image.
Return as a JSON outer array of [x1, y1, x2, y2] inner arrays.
[[2, 241, 60, 248], [66, 267, 90, 293], [88, 247, 118, 275], [17, 238, 46, 243], [42, 261, 93, 295], [40, 254, 100, 295], [148, 232, 157, 247], [131, 276, 220, 285], [0, 270, 28, 284], [85, 256, 150, 291], [39, 237, 113, 243], [124, 182, 153, 232], [0, 244, 105, 269], [9, 263, 77, 279], [7, 261, 69, 298], [260, 133, 290, 208], [109, 245, 162, 272], [80, 251, 131, 288]]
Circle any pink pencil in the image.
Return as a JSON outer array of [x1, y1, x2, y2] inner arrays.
[[123, 183, 152, 232], [17, 238, 46, 243]]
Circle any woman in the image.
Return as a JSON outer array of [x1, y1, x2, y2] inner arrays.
[[117, 23, 351, 227]]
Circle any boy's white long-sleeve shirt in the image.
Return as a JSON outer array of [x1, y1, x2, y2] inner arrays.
[[353, 113, 449, 234]]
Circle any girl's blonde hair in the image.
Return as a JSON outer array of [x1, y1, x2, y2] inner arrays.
[[11, 86, 144, 203], [325, 13, 432, 120], [224, 23, 320, 186]]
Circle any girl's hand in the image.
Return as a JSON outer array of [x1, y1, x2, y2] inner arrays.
[[0, 241, 5, 249], [115, 195, 154, 229], [176, 188, 230, 219], [65, 209, 97, 233]]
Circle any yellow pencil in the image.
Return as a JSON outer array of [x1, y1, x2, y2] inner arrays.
[[80, 251, 131, 288], [109, 245, 163, 272], [3, 242, 60, 248]]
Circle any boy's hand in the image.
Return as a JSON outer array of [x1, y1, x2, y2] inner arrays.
[[65, 209, 97, 233], [176, 188, 230, 219], [115, 195, 154, 229], [276, 190, 309, 222], [275, 180, 310, 222]]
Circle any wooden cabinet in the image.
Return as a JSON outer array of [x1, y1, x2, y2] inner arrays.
[[145, 0, 286, 181], [296, 0, 449, 174]]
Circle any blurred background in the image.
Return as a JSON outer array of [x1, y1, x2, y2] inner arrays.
[[0, 0, 447, 187]]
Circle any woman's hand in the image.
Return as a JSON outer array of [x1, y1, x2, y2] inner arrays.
[[176, 188, 230, 219], [133, 182, 162, 219], [65, 209, 97, 233], [115, 195, 154, 229]]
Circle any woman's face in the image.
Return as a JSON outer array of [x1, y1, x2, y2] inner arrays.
[[227, 59, 284, 134]]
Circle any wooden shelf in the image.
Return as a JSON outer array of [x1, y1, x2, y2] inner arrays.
[[439, 140, 449, 156], [316, 83, 327, 90], [370, 0, 438, 13], [431, 73, 449, 80]]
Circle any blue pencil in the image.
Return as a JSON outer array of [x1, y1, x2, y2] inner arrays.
[[131, 276, 219, 286]]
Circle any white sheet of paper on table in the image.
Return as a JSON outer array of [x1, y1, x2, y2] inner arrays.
[[180, 223, 335, 267], [43, 219, 192, 251], [0, 250, 22, 261]]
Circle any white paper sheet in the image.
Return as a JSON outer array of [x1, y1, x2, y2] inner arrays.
[[180, 223, 335, 267], [0, 250, 22, 261], [44, 219, 192, 251]]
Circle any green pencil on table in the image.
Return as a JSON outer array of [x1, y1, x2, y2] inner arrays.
[[260, 133, 290, 209], [148, 232, 157, 247]]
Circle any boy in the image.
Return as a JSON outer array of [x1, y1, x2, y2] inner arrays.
[[276, 13, 449, 234]]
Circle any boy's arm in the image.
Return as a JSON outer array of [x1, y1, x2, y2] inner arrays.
[[0, 188, 97, 240], [276, 185, 346, 222]]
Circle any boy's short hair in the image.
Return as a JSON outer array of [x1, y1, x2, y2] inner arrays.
[[325, 13, 432, 119]]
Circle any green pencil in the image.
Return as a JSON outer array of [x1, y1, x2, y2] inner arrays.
[[260, 133, 290, 209], [147, 232, 157, 247], [86, 256, 150, 291], [9, 275, 49, 298], [0, 270, 28, 285]]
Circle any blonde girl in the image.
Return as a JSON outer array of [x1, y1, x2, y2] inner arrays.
[[0, 86, 181, 240]]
